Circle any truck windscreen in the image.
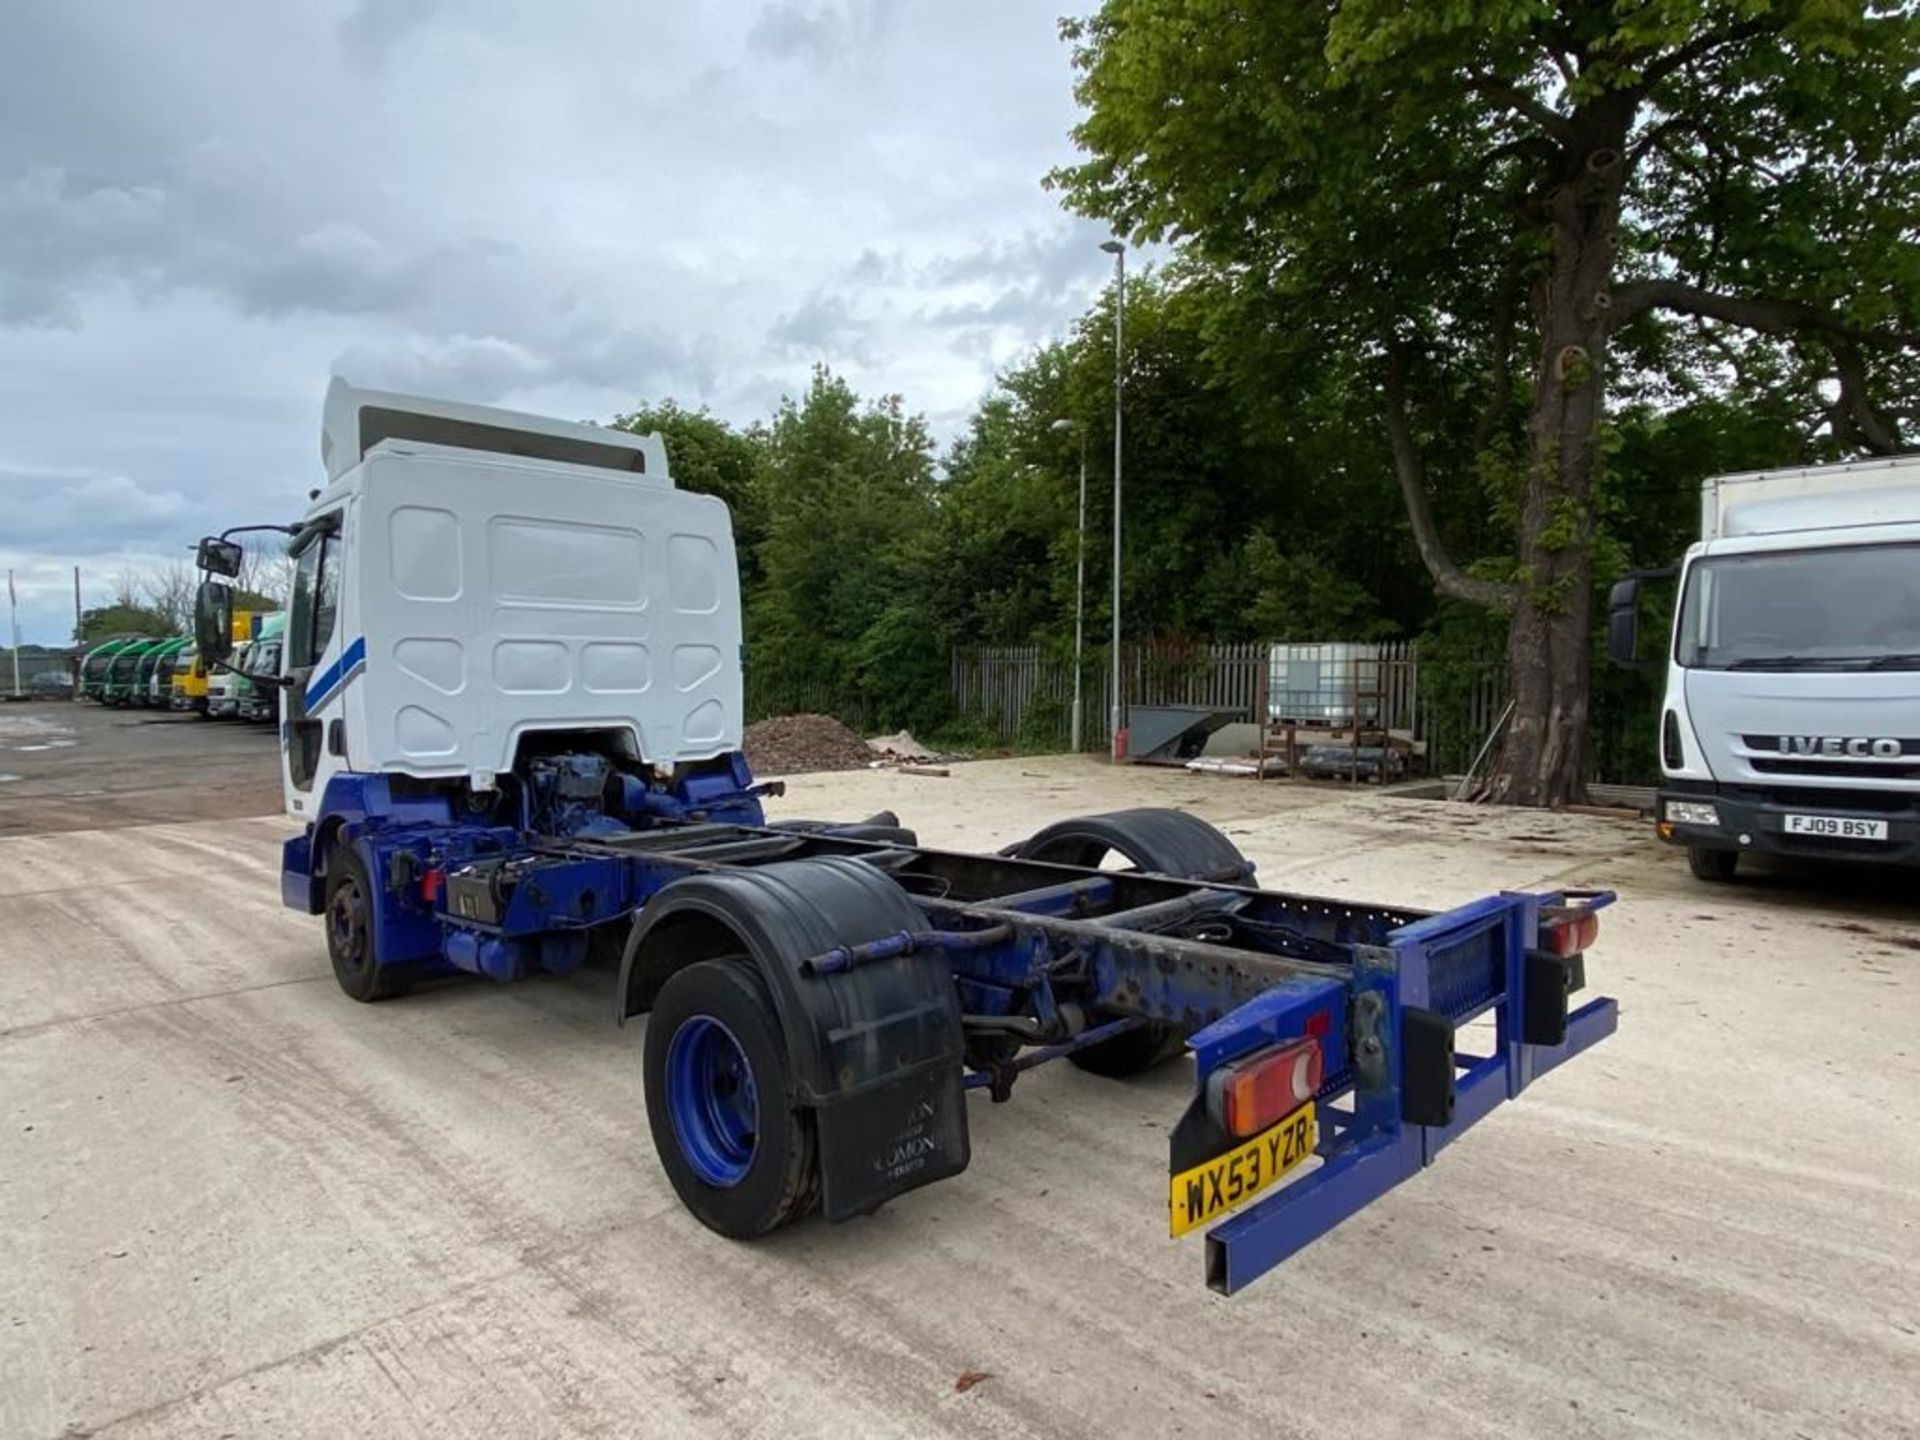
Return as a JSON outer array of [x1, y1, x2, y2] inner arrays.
[[1676, 541, 1920, 669]]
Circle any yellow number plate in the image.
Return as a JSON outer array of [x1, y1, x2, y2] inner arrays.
[[1169, 1102, 1317, 1238]]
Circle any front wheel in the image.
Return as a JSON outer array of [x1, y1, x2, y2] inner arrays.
[[644, 959, 818, 1238], [325, 844, 409, 1001], [1686, 846, 1739, 882]]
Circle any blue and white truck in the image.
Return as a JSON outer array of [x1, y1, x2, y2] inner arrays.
[[1609, 455, 1920, 879], [191, 379, 1618, 1293]]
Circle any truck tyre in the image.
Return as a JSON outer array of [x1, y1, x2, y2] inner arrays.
[[325, 845, 410, 1002], [1686, 846, 1739, 882], [645, 958, 819, 1238], [1012, 809, 1250, 1078]]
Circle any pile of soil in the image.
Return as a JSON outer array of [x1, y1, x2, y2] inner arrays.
[[743, 713, 875, 776]]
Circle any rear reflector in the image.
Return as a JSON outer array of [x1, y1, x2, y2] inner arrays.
[[1540, 906, 1599, 956], [1207, 1037, 1323, 1139]]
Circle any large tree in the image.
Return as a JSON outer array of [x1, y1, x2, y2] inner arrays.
[[1053, 0, 1920, 803]]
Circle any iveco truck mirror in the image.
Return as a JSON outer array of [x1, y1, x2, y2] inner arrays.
[[196, 536, 245, 578], [195, 580, 234, 663], [1605, 577, 1641, 667]]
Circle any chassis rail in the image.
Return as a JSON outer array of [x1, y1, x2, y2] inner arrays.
[[293, 803, 1618, 1293]]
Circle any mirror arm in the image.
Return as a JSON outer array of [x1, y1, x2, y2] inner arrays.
[[217, 522, 301, 543]]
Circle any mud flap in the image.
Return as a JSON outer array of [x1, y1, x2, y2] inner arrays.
[[816, 1059, 970, 1220]]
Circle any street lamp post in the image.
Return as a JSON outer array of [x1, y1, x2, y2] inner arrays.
[[1100, 239, 1126, 759], [1050, 417, 1087, 753]]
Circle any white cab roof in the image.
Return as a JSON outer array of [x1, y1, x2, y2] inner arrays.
[[321, 376, 668, 484]]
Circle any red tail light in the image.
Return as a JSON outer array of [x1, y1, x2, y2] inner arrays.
[[1540, 906, 1599, 956], [1208, 1037, 1323, 1139]]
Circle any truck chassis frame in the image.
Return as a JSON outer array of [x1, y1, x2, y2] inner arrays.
[[291, 776, 1616, 1295]]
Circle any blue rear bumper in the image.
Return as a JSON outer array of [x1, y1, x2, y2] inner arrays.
[[1187, 888, 1618, 1294]]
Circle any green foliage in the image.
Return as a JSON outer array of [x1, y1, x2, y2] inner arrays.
[[610, 401, 769, 588], [1050, 0, 1919, 792], [76, 604, 171, 644], [746, 367, 945, 730], [601, 0, 1914, 778]]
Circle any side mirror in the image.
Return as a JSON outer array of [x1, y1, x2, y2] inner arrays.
[[196, 536, 245, 578], [195, 580, 234, 663], [1604, 577, 1640, 667]]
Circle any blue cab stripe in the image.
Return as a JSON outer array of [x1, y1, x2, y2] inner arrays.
[[304, 636, 367, 712]]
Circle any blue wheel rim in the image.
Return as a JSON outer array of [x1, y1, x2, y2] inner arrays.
[[665, 1015, 759, 1187]]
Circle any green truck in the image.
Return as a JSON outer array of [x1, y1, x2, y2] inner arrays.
[[235, 612, 285, 724], [80, 637, 143, 701], [102, 638, 168, 706], [130, 637, 189, 707]]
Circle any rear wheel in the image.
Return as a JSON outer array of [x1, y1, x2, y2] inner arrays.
[[325, 844, 410, 1001], [1687, 846, 1739, 882], [1012, 810, 1248, 1078], [644, 958, 819, 1237]]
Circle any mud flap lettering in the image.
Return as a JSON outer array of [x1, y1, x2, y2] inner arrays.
[[816, 1063, 970, 1220]]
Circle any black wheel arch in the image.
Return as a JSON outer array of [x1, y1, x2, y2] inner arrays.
[[1012, 807, 1253, 1077], [1011, 807, 1254, 884]]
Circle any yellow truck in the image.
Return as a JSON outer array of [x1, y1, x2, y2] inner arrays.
[[172, 611, 258, 714]]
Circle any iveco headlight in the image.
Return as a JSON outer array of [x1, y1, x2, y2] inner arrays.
[[1666, 800, 1720, 827]]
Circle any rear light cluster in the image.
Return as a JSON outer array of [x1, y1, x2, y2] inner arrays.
[[1539, 905, 1600, 956], [1207, 1037, 1322, 1139]]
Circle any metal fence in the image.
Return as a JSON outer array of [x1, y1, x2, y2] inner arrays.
[[951, 639, 1508, 774], [1, 650, 76, 695], [744, 671, 871, 732]]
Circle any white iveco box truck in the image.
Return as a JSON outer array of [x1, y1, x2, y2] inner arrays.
[[1608, 454, 1920, 880]]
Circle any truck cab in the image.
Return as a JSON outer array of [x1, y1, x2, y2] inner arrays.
[[81, 637, 137, 701], [170, 646, 203, 712], [237, 615, 285, 723], [207, 639, 252, 718], [143, 637, 188, 706], [1610, 455, 1920, 877], [104, 639, 161, 706], [194, 378, 739, 823]]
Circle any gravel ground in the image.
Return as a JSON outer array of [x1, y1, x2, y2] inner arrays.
[[2, 742, 1916, 1439]]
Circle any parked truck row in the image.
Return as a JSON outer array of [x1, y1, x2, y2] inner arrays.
[[76, 613, 284, 720]]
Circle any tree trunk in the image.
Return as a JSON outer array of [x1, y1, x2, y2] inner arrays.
[[1483, 116, 1630, 807]]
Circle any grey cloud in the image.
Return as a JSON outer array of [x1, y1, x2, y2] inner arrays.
[[337, 0, 442, 67], [746, 1, 896, 62], [337, 320, 692, 404], [333, 334, 551, 404], [229, 223, 420, 318], [847, 248, 901, 284], [0, 460, 191, 544], [0, 167, 169, 326], [768, 291, 876, 364], [0, 3, 1110, 642], [922, 286, 1065, 330], [926, 223, 1116, 301]]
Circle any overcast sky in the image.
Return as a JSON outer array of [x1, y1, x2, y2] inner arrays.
[[1, 1, 1117, 645]]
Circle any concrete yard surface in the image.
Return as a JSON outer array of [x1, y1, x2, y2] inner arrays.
[[2, 746, 1918, 1438], [0, 703, 284, 836]]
